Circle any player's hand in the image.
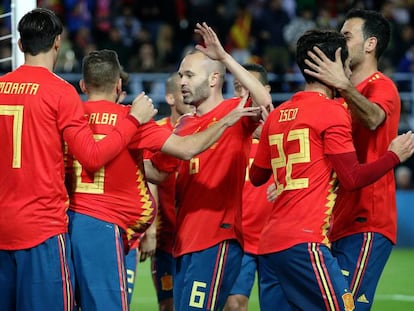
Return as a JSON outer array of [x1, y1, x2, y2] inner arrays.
[[139, 231, 156, 262], [267, 183, 278, 202], [129, 92, 158, 124], [116, 91, 127, 104], [303, 47, 351, 91], [221, 95, 261, 127], [388, 131, 414, 163], [194, 22, 227, 62]]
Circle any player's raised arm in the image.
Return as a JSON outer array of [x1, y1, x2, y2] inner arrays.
[[194, 22, 272, 111]]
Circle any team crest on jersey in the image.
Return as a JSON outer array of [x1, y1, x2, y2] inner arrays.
[[342, 292, 355, 311], [161, 274, 173, 291]]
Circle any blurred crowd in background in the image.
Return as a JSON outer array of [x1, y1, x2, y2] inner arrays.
[[1, 0, 414, 187], [1, 0, 414, 76]]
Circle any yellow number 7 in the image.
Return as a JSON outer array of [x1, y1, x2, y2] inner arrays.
[[270, 128, 310, 195], [0, 105, 24, 168]]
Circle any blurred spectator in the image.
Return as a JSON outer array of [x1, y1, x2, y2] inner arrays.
[[114, 6, 142, 47], [55, 27, 79, 73], [63, 0, 93, 36], [128, 42, 159, 73], [155, 23, 180, 71], [253, 0, 291, 74], [395, 165, 414, 190], [94, 0, 112, 38], [72, 26, 94, 61], [283, 6, 317, 54], [98, 28, 130, 69], [225, 1, 253, 64], [393, 24, 414, 69]]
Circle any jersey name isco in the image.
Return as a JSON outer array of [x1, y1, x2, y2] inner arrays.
[[278, 108, 298, 122], [88, 112, 118, 126], [0, 82, 39, 95]]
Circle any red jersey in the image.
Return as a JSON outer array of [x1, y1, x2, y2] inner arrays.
[[330, 72, 401, 244], [172, 98, 257, 257], [242, 139, 274, 254], [0, 66, 139, 250], [152, 117, 177, 254], [66, 100, 171, 236], [253, 92, 355, 254]]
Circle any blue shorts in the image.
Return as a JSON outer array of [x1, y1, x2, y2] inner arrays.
[[229, 252, 258, 297], [125, 247, 139, 303], [151, 249, 174, 302], [0, 234, 74, 311], [68, 211, 129, 311], [259, 243, 355, 311], [174, 240, 242, 311], [332, 232, 392, 310]]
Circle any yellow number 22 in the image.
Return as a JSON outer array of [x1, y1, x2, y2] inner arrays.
[[269, 128, 310, 195]]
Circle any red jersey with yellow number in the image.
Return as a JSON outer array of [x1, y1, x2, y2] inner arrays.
[[253, 92, 355, 254], [242, 139, 274, 254], [330, 72, 401, 244], [173, 97, 257, 257], [152, 116, 177, 254], [66, 100, 171, 236], [0, 66, 139, 250]]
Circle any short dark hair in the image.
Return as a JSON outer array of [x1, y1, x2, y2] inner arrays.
[[242, 63, 269, 86], [82, 50, 122, 93], [345, 9, 391, 59], [165, 72, 180, 94], [18, 8, 62, 56], [297, 29, 348, 84]]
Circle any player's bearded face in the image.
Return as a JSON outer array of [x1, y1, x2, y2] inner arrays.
[[183, 77, 210, 106]]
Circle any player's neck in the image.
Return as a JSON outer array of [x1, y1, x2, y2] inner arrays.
[[350, 58, 378, 85], [170, 110, 181, 125], [87, 92, 117, 103], [195, 93, 224, 116], [24, 52, 55, 72], [305, 83, 333, 99]]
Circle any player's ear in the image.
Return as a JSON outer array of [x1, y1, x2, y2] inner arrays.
[[116, 78, 122, 94], [165, 93, 174, 107], [365, 36, 377, 54], [17, 38, 24, 53], [54, 34, 61, 51], [209, 72, 220, 87], [79, 79, 87, 94]]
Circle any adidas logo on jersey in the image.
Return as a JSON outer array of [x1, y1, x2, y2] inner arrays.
[[357, 294, 370, 303]]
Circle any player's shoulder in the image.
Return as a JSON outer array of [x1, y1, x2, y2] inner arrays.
[[156, 116, 169, 126], [365, 71, 396, 88]]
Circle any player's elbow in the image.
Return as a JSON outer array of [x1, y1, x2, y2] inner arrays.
[[250, 164, 272, 186]]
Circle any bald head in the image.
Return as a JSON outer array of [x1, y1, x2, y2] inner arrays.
[[178, 50, 226, 106]]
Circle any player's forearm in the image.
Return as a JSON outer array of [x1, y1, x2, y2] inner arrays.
[[65, 116, 139, 172], [163, 119, 230, 160], [143, 159, 170, 184], [221, 53, 272, 109], [328, 151, 399, 190], [338, 84, 385, 130]]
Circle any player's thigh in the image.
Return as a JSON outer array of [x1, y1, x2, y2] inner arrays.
[[0, 250, 17, 310], [68, 211, 128, 311], [228, 252, 257, 297], [273, 243, 354, 311], [332, 232, 392, 308], [174, 240, 242, 311], [125, 247, 139, 303], [258, 254, 292, 311], [15, 234, 74, 311], [151, 249, 174, 302]]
